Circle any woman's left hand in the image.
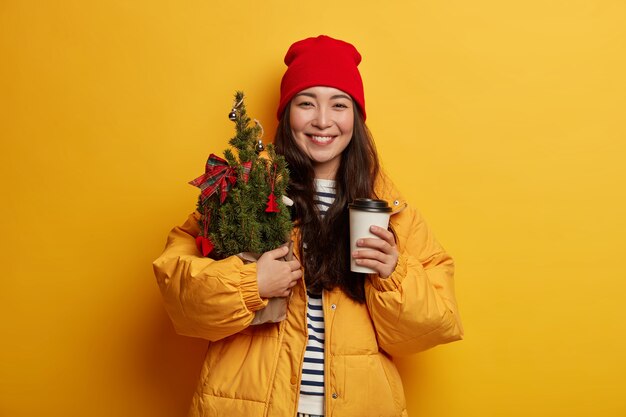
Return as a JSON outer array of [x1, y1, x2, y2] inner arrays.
[[352, 225, 399, 278]]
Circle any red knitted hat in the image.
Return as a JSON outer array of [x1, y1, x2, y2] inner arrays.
[[277, 35, 366, 120]]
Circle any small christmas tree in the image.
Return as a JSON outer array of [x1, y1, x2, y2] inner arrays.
[[189, 91, 293, 259]]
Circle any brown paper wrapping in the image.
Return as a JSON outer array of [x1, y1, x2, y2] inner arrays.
[[236, 241, 293, 325]]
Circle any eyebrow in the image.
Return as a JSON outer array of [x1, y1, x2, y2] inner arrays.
[[294, 92, 352, 101]]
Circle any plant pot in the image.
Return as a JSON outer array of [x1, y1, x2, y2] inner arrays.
[[236, 240, 293, 325]]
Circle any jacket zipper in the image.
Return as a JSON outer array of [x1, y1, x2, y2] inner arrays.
[[323, 289, 330, 417], [263, 319, 286, 417], [292, 273, 309, 417]]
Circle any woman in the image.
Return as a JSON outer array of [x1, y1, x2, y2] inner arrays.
[[153, 35, 463, 417]]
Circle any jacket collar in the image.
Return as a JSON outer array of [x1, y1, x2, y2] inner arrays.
[[374, 172, 407, 216]]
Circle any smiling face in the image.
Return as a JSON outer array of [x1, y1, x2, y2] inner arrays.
[[289, 86, 355, 180]]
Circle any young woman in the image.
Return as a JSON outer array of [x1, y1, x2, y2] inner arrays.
[[153, 35, 463, 417]]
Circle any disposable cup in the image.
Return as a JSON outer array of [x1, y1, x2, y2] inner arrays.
[[348, 198, 392, 273]]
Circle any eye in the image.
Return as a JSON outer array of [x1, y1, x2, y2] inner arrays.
[[297, 101, 314, 108], [332, 100, 351, 109]]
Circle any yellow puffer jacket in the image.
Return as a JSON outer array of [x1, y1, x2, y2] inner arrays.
[[153, 175, 463, 417]]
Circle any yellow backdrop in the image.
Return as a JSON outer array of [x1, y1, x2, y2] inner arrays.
[[1, 1, 625, 416]]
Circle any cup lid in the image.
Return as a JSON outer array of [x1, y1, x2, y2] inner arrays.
[[348, 198, 392, 212]]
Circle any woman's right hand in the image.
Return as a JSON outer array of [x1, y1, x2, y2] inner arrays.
[[256, 246, 302, 298]]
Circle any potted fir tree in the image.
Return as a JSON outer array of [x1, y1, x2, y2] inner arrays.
[[189, 91, 293, 323]]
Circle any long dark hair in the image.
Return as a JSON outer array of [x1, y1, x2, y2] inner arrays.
[[274, 103, 380, 303]]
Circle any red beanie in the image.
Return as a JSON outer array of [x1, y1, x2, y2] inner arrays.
[[277, 35, 366, 120]]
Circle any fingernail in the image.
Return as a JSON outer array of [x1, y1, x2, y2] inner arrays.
[[357, 239, 363, 246]]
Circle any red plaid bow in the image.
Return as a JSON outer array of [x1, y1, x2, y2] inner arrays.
[[189, 154, 252, 204]]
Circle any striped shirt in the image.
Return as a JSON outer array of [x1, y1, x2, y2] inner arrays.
[[298, 179, 336, 416], [313, 178, 336, 217]]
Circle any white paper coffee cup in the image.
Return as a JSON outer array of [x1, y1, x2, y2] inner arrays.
[[349, 198, 392, 273]]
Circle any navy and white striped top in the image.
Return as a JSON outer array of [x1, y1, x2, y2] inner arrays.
[[313, 178, 336, 217], [297, 179, 336, 416]]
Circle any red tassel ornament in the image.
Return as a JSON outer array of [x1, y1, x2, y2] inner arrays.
[[196, 209, 214, 257], [195, 235, 214, 257]]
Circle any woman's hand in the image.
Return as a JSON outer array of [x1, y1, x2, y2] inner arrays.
[[257, 245, 302, 298], [352, 225, 399, 278]]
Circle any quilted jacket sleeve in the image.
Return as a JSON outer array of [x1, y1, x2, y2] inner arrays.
[[152, 212, 268, 342], [365, 199, 463, 356]]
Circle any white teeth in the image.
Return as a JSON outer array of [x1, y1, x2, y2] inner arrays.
[[310, 135, 334, 143]]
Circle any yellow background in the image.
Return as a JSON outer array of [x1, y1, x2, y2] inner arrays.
[[1, 1, 625, 416]]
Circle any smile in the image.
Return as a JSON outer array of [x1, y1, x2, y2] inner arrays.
[[308, 134, 336, 144]]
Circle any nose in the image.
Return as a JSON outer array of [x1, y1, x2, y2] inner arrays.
[[311, 107, 332, 130]]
